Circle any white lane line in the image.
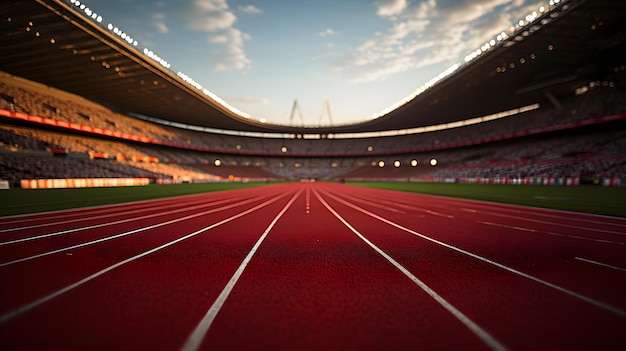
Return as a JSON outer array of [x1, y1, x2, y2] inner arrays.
[[181, 188, 303, 351], [460, 207, 626, 230], [461, 208, 626, 236], [575, 257, 626, 273], [0, 195, 238, 233], [0, 191, 291, 324], [320, 189, 626, 318], [0, 192, 219, 224], [477, 221, 625, 245], [0, 194, 252, 246], [0, 193, 276, 266], [345, 193, 454, 218], [334, 192, 406, 214], [477, 221, 538, 233], [313, 188, 507, 351]]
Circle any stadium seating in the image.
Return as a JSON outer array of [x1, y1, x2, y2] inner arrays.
[[0, 73, 625, 185]]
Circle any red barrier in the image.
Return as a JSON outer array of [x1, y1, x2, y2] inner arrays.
[[20, 178, 150, 189]]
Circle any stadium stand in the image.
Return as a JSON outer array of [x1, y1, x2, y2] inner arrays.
[[0, 0, 625, 187], [1, 70, 625, 186]]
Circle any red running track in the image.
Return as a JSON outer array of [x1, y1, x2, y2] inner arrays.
[[1, 182, 625, 350]]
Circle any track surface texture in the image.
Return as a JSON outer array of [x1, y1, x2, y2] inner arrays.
[[1, 182, 625, 350]]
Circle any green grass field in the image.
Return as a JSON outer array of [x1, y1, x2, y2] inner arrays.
[[0, 182, 270, 216], [347, 181, 626, 218], [2, 181, 625, 217]]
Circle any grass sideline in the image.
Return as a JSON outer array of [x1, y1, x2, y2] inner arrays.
[[0, 182, 272, 216], [348, 181, 626, 218], [2, 181, 625, 218]]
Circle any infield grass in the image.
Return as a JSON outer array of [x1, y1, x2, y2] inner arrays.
[[3, 181, 625, 217], [348, 181, 626, 217], [0, 182, 272, 216]]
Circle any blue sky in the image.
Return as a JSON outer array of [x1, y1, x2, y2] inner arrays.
[[75, 0, 545, 127]]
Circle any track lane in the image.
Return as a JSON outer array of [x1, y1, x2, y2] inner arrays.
[[326, 183, 626, 309], [0, 187, 297, 350], [0, 193, 285, 315], [0, 185, 286, 236], [0, 182, 624, 350], [318, 183, 626, 349], [0, 190, 231, 229], [343, 185, 626, 241], [0, 192, 276, 264], [182, 186, 305, 351], [0, 195, 244, 237], [192, 183, 502, 351]]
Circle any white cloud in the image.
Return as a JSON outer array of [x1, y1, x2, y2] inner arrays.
[[319, 28, 337, 37], [353, 56, 414, 83], [193, 0, 229, 12], [209, 34, 228, 43], [213, 28, 252, 71], [185, 0, 237, 32], [153, 13, 168, 33], [336, 0, 540, 83], [239, 5, 262, 14], [185, 0, 253, 71], [155, 22, 169, 33], [188, 10, 236, 32], [374, 0, 408, 17]]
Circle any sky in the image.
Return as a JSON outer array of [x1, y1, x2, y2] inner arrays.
[[74, 0, 546, 127]]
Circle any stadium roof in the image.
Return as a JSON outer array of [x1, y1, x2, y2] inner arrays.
[[1, 0, 624, 135]]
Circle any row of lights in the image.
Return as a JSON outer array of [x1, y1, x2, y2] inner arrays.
[[20, 19, 57, 44], [495, 52, 538, 73], [108, 24, 139, 47], [69, 0, 138, 47], [375, 159, 437, 168], [176, 71, 250, 118], [221, 144, 388, 153], [68, 0, 102, 23], [463, 5, 552, 64], [67, 0, 247, 118], [211, 159, 438, 168], [68, 0, 248, 111], [68, 0, 172, 72], [371, 1, 563, 125]]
